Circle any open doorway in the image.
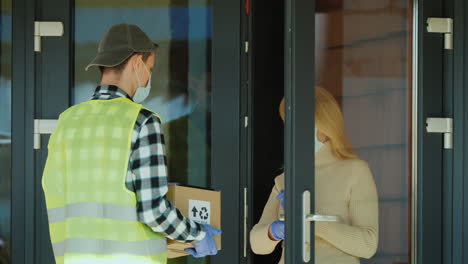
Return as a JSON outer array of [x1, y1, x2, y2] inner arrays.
[[251, 0, 285, 263], [251, 0, 414, 263]]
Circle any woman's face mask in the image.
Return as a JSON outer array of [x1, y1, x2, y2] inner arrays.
[[315, 128, 324, 152], [133, 58, 152, 103]]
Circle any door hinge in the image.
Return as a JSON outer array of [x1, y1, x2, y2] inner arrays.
[[34, 21, 64, 52], [34, 119, 58, 149], [426, 117, 453, 149], [245, 41, 249, 53], [244, 116, 249, 128], [427, 17, 453, 50]]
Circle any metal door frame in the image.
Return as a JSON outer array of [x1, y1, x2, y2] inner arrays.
[[283, 0, 316, 263], [281, 0, 446, 263], [444, 0, 468, 263], [415, 0, 446, 263]]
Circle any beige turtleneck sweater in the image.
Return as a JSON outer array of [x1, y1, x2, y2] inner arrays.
[[250, 143, 379, 264]]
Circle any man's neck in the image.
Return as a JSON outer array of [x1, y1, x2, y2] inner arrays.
[[100, 72, 134, 97]]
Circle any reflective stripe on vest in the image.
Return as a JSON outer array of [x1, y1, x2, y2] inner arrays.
[[47, 202, 138, 223], [52, 238, 167, 257], [42, 98, 166, 264]]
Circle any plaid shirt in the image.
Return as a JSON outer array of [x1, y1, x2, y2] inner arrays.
[[91, 85, 206, 243]]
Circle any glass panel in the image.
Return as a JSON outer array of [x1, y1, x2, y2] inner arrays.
[[74, 1, 212, 264], [251, 0, 413, 263], [315, 1, 413, 264], [0, 0, 12, 263]]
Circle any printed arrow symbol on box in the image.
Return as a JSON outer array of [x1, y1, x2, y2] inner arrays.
[[191, 207, 198, 217]]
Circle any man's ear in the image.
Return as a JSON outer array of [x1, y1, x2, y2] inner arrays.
[[148, 52, 156, 69], [130, 53, 142, 69]]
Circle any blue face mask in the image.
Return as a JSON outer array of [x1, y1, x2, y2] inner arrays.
[[315, 128, 324, 152], [133, 59, 152, 103]]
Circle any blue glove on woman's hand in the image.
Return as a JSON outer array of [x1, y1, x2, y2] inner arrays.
[[269, 220, 285, 240], [185, 224, 222, 258], [276, 189, 285, 208]]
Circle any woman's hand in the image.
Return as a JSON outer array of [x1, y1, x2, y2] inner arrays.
[[276, 189, 285, 208], [269, 190, 285, 241], [268, 220, 285, 241]]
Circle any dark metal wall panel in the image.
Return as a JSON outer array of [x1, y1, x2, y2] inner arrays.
[[35, 0, 73, 263], [452, 0, 467, 263], [462, 1, 468, 257], [417, 0, 445, 263], [211, 0, 242, 263], [11, 0, 36, 263], [442, 1, 454, 263]]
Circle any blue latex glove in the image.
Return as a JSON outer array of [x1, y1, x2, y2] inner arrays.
[[168, 182, 180, 185], [276, 189, 285, 208], [185, 224, 222, 258], [270, 220, 285, 240]]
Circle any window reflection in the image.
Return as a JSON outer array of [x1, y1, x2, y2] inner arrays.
[[74, 2, 211, 263], [0, 1, 12, 263], [315, 1, 413, 263]]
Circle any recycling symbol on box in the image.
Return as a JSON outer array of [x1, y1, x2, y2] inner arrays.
[[189, 200, 211, 225], [199, 207, 209, 220]]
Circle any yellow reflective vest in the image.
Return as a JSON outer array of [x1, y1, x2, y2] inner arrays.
[[42, 98, 167, 264]]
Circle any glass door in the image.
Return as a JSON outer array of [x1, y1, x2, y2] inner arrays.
[[10, 0, 242, 263], [276, 0, 446, 263], [72, 4, 212, 264]]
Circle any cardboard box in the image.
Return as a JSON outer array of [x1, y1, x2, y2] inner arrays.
[[166, 185, 222, 258]]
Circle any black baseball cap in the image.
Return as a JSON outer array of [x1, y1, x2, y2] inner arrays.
[[85, 23, 159, 71]]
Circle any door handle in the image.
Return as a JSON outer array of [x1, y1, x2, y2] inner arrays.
[[305, 214, 341, 222], [302, 190, 340, 262], [277, 191, 341, 262], [278, 214, 340, 222]]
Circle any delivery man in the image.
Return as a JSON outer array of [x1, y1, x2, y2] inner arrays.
[[42, 23, 221, 264]]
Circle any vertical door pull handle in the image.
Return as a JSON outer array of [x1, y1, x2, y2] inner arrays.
[[302, 191, 341, 262]]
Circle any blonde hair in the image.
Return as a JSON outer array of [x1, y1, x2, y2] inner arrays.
[[279, 87, 357, 160]]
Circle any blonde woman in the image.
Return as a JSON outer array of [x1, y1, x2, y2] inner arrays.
[[250, 87, 379, 264]]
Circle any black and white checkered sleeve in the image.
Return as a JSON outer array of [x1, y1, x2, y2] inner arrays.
[[129, 112, 206, 243]]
